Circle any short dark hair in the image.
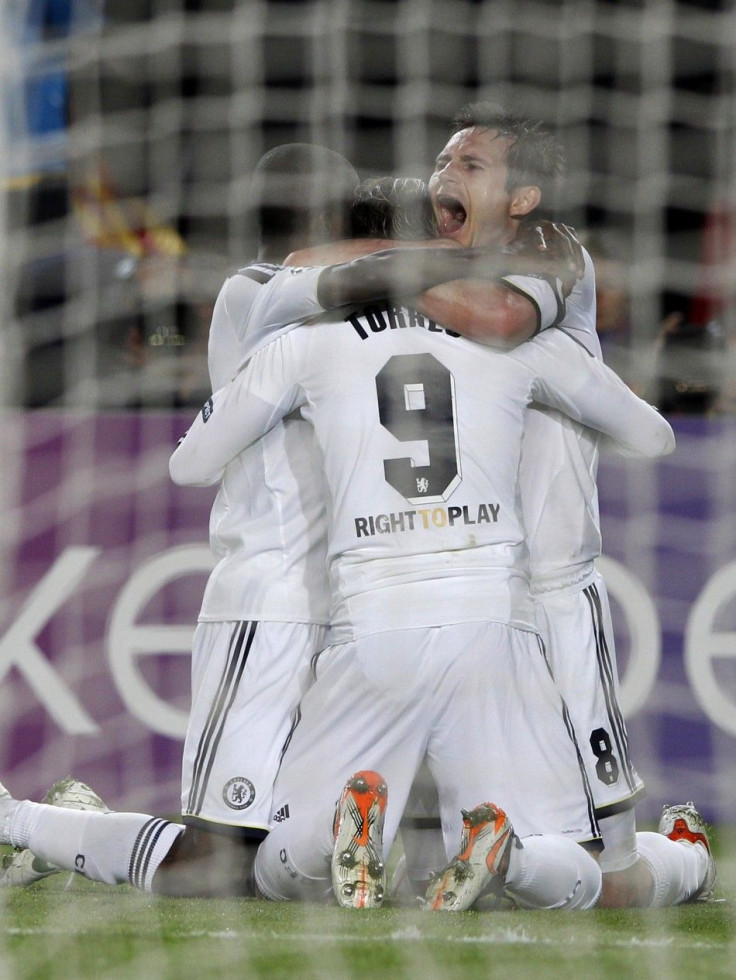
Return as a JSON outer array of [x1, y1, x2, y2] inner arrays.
[[451, 101, 565, 210], [251, 143, 358, 249]]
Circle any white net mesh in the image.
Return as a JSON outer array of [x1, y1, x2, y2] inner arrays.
[[1, 0, 735, 409], [1, 0, 736, 881]]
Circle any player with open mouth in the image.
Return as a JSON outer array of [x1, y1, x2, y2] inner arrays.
[[429, 123, 541, 250]]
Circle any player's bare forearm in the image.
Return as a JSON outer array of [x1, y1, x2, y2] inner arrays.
[[417, 280, 538, 348], [316, 245, 550, 314], [315, 237, 577, 345], [413, 235, 587, 347]]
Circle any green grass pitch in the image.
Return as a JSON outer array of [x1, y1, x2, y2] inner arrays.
[[1, 832, 734, 980]]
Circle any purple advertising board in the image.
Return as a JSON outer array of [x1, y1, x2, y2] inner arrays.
[[1, 412, 734, 824]]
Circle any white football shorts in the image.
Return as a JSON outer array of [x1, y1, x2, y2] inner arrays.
[[255, 620, 601, 901], [181, 620, 325, 840], [534, 570, 645, 872]]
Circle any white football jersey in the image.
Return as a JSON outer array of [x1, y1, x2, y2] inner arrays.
[[247, 250, 606, 597], [240, 250, 628, 596], [518, 249, 607, 591], [172, 306, 672, 641], [198, 263, 329, 623]]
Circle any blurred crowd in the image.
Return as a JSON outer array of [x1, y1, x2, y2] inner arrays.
[[585, 225, 736, 417], [3, 0, 734, 416], [11, 200, 734, 415]]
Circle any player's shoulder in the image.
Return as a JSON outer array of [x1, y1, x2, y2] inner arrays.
[[224, 261, 322, 300], [233, 261, 286, 285], [214, 262, 288, 317], [215, 261, 287, 300]]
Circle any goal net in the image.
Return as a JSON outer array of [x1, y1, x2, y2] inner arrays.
[[1, 0, 736, 838]]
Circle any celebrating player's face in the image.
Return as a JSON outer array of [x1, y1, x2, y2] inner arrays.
[[429, 127, 521, 248]]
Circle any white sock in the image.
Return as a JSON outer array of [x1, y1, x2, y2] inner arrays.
[[0, 796, 21, 844], [504, 835, 602, 910], [635, 831, 709, 906], [8, 801, 184, 891], [254, 835, 332, 903]]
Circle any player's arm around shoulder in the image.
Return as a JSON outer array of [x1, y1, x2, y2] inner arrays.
[[170, 333, 307, 487], [417, 277, 539, 348], [514, 328, 676, 459], [413, 227, 588, 350], [208, 264, 322, 384]]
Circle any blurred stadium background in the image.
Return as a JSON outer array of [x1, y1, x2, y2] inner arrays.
[[1, 0, 735, 836]]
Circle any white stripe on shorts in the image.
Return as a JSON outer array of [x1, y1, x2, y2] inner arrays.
[[186, 620, 258, 816], [583, 584, 637, 795], [535, 631, 601, 846]]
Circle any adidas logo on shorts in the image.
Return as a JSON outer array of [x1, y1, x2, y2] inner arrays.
[[273, 804, 290, 823]]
